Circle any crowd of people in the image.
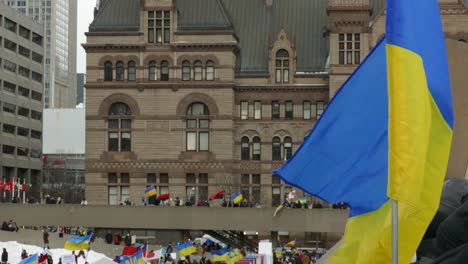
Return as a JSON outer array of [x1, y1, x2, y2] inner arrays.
[[1, 220, 18, 232], [274, 249, 323, 264]]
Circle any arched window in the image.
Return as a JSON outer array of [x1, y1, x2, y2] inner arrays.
[[104, 61, 113, 81], [284, 136, 292, 160], [161, 60, 169, 81], [252, 136, 261, 160], [272, 136, 281, 160], [241, 136, 250, 160], [275, 49, 289, 83], [108, 102, 132, 152], [149, 60, 157, 81], [194, 60, 202, 81], [128, 61, 136, 81], [206, 60, 214, 81], [116, 61, 124, 81], [186, 102, 210, 151], [182, 61, 191, 81]]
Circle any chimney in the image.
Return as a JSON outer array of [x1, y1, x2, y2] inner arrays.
[[265, 0, 273, 7]]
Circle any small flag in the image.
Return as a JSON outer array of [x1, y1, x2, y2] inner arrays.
[[298, 197, 307, 204], [64, 233, 93, 250], [254, 202, 262, 208], [176, 241, 197, 257], [18, 254, 39, 264], [284, 240, 296, 248], [211, 248, 228, 262], [145, 185, 157, 197], [225, 248, 243, 264], [116, 247, 146, 264], [231, 192, 243, 204]]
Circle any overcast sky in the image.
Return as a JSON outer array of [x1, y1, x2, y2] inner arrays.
[[77, 0, 96, 74]]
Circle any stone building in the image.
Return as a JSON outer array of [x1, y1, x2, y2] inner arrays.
[[84, 0, 468, 206], [0, 2, 44, 200]]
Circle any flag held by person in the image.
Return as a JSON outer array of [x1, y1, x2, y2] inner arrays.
[[176, 241, 196, 257], [116, 247, 146, 264], [298, 197, 307, 204], [231, 191, 243, 204], [144, 185, 157, 197], [225, 248, 243, 264], [64, 233, 93, 250], [211, 248, 228, 262], [18, 254, 39, 264], [284, 240, 296, 248], [273, 0, 453, 263]]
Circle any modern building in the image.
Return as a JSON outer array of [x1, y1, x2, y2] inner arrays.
[[1, 0, 78, 108], [0, 2, 45, 201], [84, 0, 468, 207], [77, 73, 85, 105], [42, 108, 85, 203]]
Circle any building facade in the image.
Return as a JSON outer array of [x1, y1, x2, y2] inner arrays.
[[0, 2, 45, 200], [84, 0, 468, 206], [1, 0, 78, 108]]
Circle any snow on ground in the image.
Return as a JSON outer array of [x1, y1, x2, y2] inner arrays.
[[0, 241, 113, 264]]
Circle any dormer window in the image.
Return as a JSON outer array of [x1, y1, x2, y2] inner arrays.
[[275, 49, 289, 83], [148, 11, 171, 44]]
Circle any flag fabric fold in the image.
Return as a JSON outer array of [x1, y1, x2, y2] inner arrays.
[[18, 254, 39, 264], [273, 0, 453, 263], [64, 233, 93, 251], [176, 241, 197, 257]]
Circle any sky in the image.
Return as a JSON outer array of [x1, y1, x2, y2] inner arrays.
[[77, 0, 96, 74]]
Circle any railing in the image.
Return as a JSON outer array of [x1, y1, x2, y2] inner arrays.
[[328, 0, 370, 7]]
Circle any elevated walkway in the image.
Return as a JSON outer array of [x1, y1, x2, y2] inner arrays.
[[0, 204, 348, 232]]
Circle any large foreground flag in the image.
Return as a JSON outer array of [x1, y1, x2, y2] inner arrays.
[[273, 0, 453, 263]]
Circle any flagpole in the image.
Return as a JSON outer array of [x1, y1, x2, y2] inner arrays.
[[11, 177, 15, 202], [392, 200, 398, 264], [23, 178, 26, 204], [17, 177, 21, 199], [3, 177, 5, 199]]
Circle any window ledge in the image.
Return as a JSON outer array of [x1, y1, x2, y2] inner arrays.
[[179, 151, 215, 161], [100, 151, 138, 162]]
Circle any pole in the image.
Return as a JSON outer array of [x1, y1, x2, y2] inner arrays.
[[392, 200, 398, 264], [17, 177, 20, 199], [11, 177, 15, 202], [3, 177, 5, 199], [23, 178, 26, 204]]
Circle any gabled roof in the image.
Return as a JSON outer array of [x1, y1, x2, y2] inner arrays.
[[177, 0, 234, 31], [89, 0, 140, 32]]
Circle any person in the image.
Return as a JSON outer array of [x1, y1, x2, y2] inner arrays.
[[105, 232, 113, 244], [114, 234, 121, 245], [1, 248, 7, 264], [43, 230, 50, 248], [59, 226, 64, 238], [301, 251, 310, 264], [124, 233, 132, 246], [140, 197, 147, 206], [21, 249, 28, 260]]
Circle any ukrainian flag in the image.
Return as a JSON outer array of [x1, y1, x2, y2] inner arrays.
[[18, 254, 38, 264], [64, 233, 93, 251], [176, 241, 197, 257], [284, 240, 296, 248], [225, 249, 243, 264], [298, 197, 307, 204], [231, 192, 243, 204], [212, 248, 228, 262], [274, 0, 453, 263], [117, 248, 146, 264], [145, 185, 157, 197]]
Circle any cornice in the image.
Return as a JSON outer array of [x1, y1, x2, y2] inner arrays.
[[234, 85, 328, 93], [82, 43, 146, 52], [85, 81, 235, 90]]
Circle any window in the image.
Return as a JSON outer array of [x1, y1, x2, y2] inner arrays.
[[272, 137, 281, 160], [284, 137, 293, 160], [3, 81, 16, 94], [149, 61, 157, 80], [17, 147, 28, 157], [182, 61, 191, 81], [5, 18, 17, 33], [31, 110, 41, 120], [31, 91, 42, 101], [303, 101, 311, 120], [194, 60, 202, 81], [241, 137, 250, 160], [272, 101, 280, 120], [206, 60, 214, 81], [4, 60, 17, 73], [30, 150, 41, 159], [3, 103, 16, 114], [252, 137, 261, 160], [254, 101, 262, 120], [116, 61, 124, 81], [339, 33, 361, 64], [161, 61, 169, 81], [32, 52, 43, 64], [128, 61, 136, 81], [186, 103, 209, 151], [241, 174, 261, 203], [31, 130, 41, 139], [31, 71, 42, 82], [240, 101, 249, 120], [18, 66, 30, 78], [3, 123, 15, 134], [147, 173, 169, 199], [148, 11, 171, 43], [4, 38, 17, 52], [285, 101, 293, 120], [18, 107, 29, 118], [108, 103, 132, 152], [17, 127, 29, 137], [2, 145, 15, 155], [19, 26, 30, 39], [104, 61, 113, 81], [108, 173, 130, 205], [186, 173, 208, 203], [317, 101, 325, 117], [19, 46, 30, 58], [275, 49, 289, 83], [32, 32, 43, 46]]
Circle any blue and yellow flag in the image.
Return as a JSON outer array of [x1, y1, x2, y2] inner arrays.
[[212, 248, 228, 262], [18, 254, 38, 264], [231, 192, 243, 204], [145, 185, 157, 197], [117, 248, 146, 264], [176, 241, 197, 257], [298, 197, 307, 204], [64, 233, 93, 251], [274, 0, 453, 263], [225, 249, 243, 264], [284, 240, 296, 248]]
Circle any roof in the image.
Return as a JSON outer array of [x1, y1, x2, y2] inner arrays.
[[89, 0, 468, 73]]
